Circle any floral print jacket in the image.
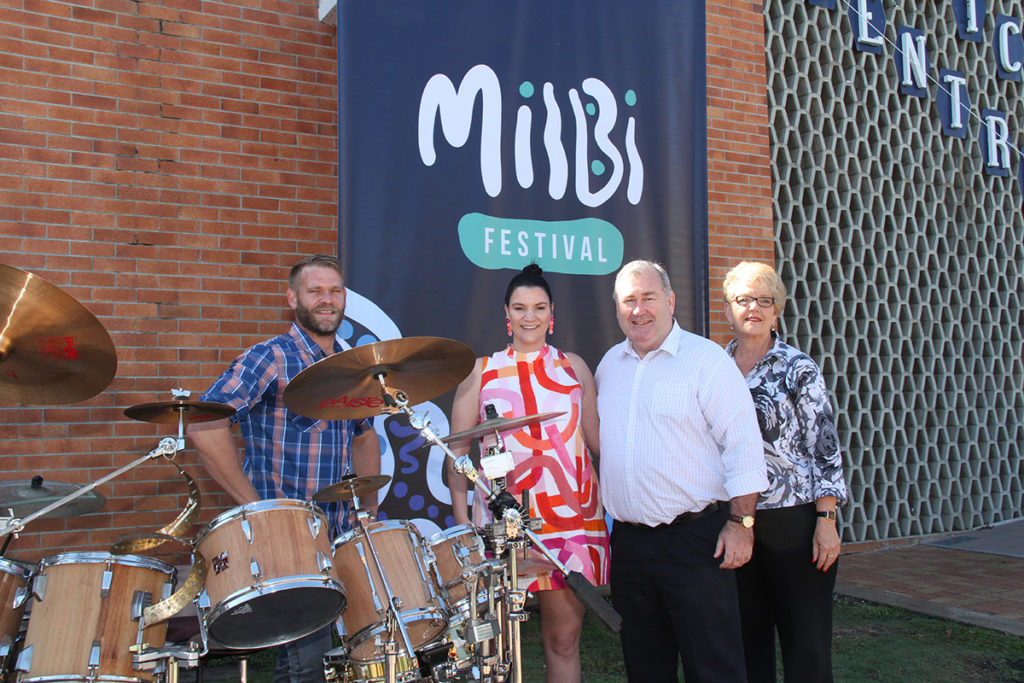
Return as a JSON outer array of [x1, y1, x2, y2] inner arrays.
[[726, 334, 849, 510]]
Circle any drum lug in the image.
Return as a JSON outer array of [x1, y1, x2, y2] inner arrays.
[[307, 514, 322, 539], [250, 557, 263, 583], [317, 551, 332, 575], [13, 583, 30, 609], [14, 643, 31, 672], [101, 567, 113, 597], [197, 588, 211, 609], [89, 640, 102, 668], [241, 518, 253, 544], [131, 590, 154, 622], [31, 573, 46, 602]]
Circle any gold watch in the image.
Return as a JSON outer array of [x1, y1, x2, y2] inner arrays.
[[728, 513, 755, 528], [816, 510, 837, 521]]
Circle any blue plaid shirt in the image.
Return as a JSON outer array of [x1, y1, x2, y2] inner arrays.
[[201, 323, 372, 536]]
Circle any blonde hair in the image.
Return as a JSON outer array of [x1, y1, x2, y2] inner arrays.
[[722, 261, 786, 313]]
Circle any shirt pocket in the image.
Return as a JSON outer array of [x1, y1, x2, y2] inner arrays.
[[289, 411, 326, 434], [650, 378, 695, 422]]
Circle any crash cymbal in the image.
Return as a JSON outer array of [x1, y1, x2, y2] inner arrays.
[[0, 263, 117, 405], [312, 474, 391, 503], [0, 476, 106, 518], [441, 411, 566, 445], [123, 400, 235, 424], [283, 337, 475, 419]]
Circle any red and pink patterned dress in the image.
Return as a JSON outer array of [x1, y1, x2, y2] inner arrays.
[[471, 345, 610, 591]]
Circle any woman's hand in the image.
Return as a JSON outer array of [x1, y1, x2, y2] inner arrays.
[[812, 516, 841, 572]]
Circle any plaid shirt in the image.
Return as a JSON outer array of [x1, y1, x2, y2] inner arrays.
[[201, 323, 372, 536]]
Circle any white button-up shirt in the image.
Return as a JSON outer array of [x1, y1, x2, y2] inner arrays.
[[596, 321, 767, 526]]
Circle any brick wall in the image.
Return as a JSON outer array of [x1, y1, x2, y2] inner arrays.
[[0, 1, 773, 561]]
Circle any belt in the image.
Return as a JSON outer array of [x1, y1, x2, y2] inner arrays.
[[622, 501, 723, 530]]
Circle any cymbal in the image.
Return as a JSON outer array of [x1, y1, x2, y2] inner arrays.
[[442, 411, 566, 444], [0, 263, 117, 405], [0, 477, 106, 518], [123, 400, 235, 424], [283, 337, 475, 419], [312, 474, 391, 503]]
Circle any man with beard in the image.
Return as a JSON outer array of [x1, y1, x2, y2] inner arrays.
[[189, 254, 380, 683]]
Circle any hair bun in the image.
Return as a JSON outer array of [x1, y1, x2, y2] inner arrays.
[[522, 263, 543, 276]]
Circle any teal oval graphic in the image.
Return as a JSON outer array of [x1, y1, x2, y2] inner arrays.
[[458, 213, 624, 275]]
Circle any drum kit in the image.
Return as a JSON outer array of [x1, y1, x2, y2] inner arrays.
[[0, 262, 621, 683]]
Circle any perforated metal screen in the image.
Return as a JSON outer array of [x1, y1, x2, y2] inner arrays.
[[764, 2, 1024, 541]]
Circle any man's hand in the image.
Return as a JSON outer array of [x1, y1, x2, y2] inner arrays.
[[714, 521, 754, 569]]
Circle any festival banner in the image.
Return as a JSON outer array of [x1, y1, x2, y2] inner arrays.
[[336, 1, 708, 534]]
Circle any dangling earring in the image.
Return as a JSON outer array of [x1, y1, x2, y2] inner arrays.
[[506, 318, 512, 336], [548, 316, 554, 335]]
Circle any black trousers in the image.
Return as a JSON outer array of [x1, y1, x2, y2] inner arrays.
[[610, 506, 747, 683], [735, 503, 837, 683]]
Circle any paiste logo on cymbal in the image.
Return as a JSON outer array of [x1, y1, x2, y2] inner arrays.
[[317, 395, 386, 410]]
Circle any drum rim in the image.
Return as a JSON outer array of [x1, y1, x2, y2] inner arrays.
[[196, 498, 323, 544], [346, 606, 448, 662], [203, 576, 347, 648], [38, 551, 175, 574], [426, 523, 480, 545], [331, 519, 419, 548], [0, 556, 33, 579]]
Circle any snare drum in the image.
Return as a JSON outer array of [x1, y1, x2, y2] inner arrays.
[[195, 499, 345, 649], [15, 552, 175, 682], [0, 558, 31, 671], [427, 525, 486, 616], [332, 520, 447, 661], [322, 646, 420, 683]]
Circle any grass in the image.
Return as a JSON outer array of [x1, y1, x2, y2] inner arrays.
[[202, 596, 1024, 682]]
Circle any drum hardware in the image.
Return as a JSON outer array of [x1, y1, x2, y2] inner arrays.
[[0, 262, 117, 406], [124, 387, 237, 451], [313, 473, 392, 503], [0, 436, 180, 541]]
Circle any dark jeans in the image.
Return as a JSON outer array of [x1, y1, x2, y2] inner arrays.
[[610, 506, 747, 683], [273, 626, 333, 683], [736, 503, 837, 683]]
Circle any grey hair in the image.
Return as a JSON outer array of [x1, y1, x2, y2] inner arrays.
[[613, 260, 672, 300]]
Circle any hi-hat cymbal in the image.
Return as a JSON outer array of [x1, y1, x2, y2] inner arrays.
[[123, 400, 235, 424], [0, 263, 117, 405], [283, 337, 475, 419], [0, 476, 106, 518], [442, 411, 566, 445], [312, 474, 391, 503]]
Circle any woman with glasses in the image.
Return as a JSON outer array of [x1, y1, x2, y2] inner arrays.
[[722, 261, 848, 683]]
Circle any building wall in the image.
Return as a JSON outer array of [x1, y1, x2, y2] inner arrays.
[[0, 1, 773, 561]]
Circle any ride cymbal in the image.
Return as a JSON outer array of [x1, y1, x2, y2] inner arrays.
[[441, 411, 566, 445], [0, 476, 106, 518], [312, 474, 391, 503], [123, 400, 235, 424], [283, 337, 475, 419], [0, 263, 117, 405]]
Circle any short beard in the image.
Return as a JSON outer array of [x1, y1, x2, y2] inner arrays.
[[295, 301, 343, 336]]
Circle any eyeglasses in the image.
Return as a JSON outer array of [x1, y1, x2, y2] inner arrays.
[[731, 296, 775, 309]]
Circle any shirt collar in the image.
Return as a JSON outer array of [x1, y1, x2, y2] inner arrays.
[[622, 320, 683, 360], [288, 323, 337, 362]]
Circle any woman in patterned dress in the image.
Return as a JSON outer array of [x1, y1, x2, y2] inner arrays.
[[447, 264, 609, 683], [723, 261, 849, 683]]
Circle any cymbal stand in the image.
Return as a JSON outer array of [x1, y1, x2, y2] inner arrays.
[[353, 509, 415, 683], [0, 436, 180, 540], [371, 374, 622, 636]]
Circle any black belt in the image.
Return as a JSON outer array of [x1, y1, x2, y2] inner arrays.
[[621, 501, 723, 530]]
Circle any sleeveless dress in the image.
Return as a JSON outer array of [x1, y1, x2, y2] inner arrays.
[[470, 345, 610, 591]]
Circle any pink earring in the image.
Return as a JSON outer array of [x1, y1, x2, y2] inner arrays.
[[548, 316, 554, 334], [506, 318, 512, 336]]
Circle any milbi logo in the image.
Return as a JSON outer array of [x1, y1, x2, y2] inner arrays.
[[418, 64, 638, 275]]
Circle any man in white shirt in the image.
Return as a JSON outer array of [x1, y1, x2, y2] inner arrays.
[[596, 260, 767, 682]]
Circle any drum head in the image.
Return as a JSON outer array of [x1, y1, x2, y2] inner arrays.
[[206, 582, 346, 649]]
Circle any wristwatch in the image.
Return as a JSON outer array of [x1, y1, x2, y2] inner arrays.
[[816, 510, 837, 521], [728, 513, 755, 528]]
